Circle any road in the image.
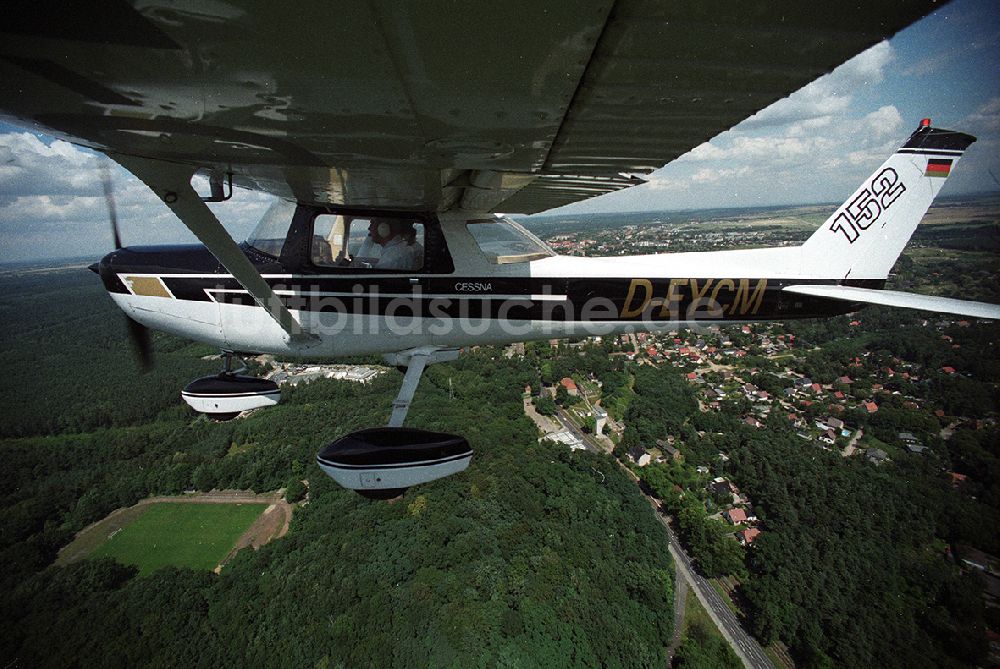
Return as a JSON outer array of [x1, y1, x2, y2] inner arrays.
[[651, 502, 775, 669], [549, 395, 773, 667], [555, 409, 603, 453], [613, 459, 775, 669]]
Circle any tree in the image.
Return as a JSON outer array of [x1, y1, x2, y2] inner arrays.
[[285, 479, 306, 503], [535, 395, 557, 416]]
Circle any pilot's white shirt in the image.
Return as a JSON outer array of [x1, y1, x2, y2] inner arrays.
[[376, 237, 423, 270]]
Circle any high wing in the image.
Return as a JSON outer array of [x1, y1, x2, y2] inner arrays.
[[0, 1, 940, 214]]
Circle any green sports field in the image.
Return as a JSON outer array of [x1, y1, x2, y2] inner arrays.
[[90, 502, 267, 576]]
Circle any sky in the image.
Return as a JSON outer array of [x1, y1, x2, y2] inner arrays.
[[0, 0, 997, 262]]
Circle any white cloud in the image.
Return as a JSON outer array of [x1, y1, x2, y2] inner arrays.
[[739, 42, 895, 130], [861, 105, 904, 138], [685, 134, 837, 165], [0, 130, 274, 260], [690, 166, 750, 184], [0, 132, 100, 204]]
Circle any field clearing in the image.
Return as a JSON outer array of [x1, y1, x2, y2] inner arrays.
[[90, 502, 267, 575]]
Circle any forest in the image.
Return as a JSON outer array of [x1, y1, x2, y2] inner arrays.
[[0, 269, 675, 667]]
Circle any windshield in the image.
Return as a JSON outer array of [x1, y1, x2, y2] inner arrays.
[[247, 200, 297, 257], [466, 217, 554, 264]]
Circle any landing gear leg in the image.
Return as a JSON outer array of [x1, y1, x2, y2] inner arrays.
[[387, 350, 430, 427], [219, 350, 247, 376], [384, 347, 460, 426]]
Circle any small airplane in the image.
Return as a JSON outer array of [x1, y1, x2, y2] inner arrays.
[[2, 1, 996, 497]]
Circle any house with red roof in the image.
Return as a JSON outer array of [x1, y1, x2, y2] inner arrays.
[[863, 401, 878, 413], [724, 508, 747, 525], [740, 528, 761, 545], [941, 366, 956, 375], [559, 377, 578, 396]]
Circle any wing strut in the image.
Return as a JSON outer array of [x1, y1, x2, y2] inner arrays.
[[111, 155, 315, 345]]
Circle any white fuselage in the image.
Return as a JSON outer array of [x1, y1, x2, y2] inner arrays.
[[109, 214, 828, 358]]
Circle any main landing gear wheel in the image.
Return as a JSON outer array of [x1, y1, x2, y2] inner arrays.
[[315, 348, 472, 499], [317, 427, 472, 500], [181, 351, 280, 420]]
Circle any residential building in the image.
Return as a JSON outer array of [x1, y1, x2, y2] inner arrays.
[[724, 508, 747, 525]]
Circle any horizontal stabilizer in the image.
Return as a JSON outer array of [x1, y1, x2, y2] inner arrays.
[[783, 285, 1000, 320]]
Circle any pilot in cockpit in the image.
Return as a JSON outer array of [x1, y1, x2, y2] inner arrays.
[[351, 218, 424, 270]]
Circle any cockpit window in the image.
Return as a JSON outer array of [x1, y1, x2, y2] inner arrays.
[[466, 217, 555, 264], [311, 214, 425, 271], [246, 200, 296, 257]]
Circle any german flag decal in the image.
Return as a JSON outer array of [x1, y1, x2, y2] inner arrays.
[[925, 159, 953, 177]]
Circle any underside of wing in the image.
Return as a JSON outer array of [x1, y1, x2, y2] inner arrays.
[[783, 285, 1000, 320], [0, 0, 941, 213]]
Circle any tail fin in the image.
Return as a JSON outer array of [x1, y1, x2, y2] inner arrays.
[[800, 120, 975, 280]]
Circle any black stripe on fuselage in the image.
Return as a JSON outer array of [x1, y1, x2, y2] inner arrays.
[[171, 276, 878, 322]]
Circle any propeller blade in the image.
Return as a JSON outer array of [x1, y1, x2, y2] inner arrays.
[[125, 315, 154, 372], [100, 160, 122, 250], [98, 158, 152, 370]]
